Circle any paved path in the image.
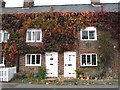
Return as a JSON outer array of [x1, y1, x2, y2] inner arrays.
[[2, 83, 119, 88]]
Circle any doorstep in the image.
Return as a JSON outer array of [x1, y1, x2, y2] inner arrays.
[[44, 78, 58, 82]]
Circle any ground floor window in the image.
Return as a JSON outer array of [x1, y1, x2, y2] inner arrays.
[[25, 54, 41, 66], [80, 53, 97, 66]]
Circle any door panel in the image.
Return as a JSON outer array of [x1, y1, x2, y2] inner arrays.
[[45, 52, 58, 77], [64, 52, 76, 78]]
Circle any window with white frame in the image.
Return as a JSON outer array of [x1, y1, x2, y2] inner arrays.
[[0, 30, 9, 43], [80, 53, 97, 66], [25, 54, 41, 66], [26, 29, 42, 42], [81, 27, 97, 40]]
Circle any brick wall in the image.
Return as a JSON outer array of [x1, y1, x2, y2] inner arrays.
[[18, 30, 118, 78]]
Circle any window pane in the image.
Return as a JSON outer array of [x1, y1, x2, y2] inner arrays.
[[69, 55, 71, 61], [0, 52, 3, 64], [36, 31, 40, 41], [32, 32, 35, 40], [92, 54, 96, 65], [82, 55, 86, 65], [27, 32, 31, 40], [36, 55, 40, 64], [27, 55, 30, 64], [82, 31, 88, 39], [4, 33, 8, 41], [89, 31, 95, 39], [32, 55, 35, 64], [0, 33, 2, 42], [87, 55, 91, 65]]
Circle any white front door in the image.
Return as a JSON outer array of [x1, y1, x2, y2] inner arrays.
[[64, 52, 76, 78], [45, 52, 58, 77]]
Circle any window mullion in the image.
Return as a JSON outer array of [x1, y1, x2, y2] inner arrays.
[[31, 31, 33, 42], [95, 30, 96, 40], [30, 55, 32, 65], [96, 54, 97, 66], [40, 31, 42, 42], [34, 31, 36, 42], [26, 32, 28, 41], [26, 55, 27, 65], [90, 54, 92, 66], [35, 54, 36, 65], [88, 31, 89, 40], [40, 55, 41, 65], [2, 32, 4, 42]]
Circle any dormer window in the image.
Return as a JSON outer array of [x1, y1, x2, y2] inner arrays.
[[81, 27, 97, 41]]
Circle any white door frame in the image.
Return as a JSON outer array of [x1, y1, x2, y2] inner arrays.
[[64, 51, 76, 78], [45, 52, 58, 77]]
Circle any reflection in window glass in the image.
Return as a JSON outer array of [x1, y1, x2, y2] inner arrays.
[[32, 55, 35, 64], [89, 31, 95, 39], [36, 31, 40, 41], [82, 31, 88, 39], [87, 55, 91, 64], [4, 33, 8, 42], [36, 55, 40, 64], [28, 32, 31, 40], [27, 55, 30, 64], [82, 55, 86, 65], [92, 54, 96, 65]]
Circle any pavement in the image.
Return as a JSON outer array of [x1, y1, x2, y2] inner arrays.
[[1, 83, 119, 88]]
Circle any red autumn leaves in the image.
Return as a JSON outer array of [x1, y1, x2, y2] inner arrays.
[[2, 12, 119, 66]]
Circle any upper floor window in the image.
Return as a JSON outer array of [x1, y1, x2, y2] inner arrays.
[[26, 29, 42, 42], [81, 27, 97, 41], [0, 30, 9, 43], [25, 54, 41, 66], [80, 53, 97, 66]]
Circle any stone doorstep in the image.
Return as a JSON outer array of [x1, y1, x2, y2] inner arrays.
[[45, 78, 58, 81]]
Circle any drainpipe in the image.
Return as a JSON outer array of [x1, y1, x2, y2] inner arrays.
[[101, 5, 104, 13], [17, 55, 20, 73]]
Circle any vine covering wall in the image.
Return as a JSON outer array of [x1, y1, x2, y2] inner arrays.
[[1, 12, 119, 66]]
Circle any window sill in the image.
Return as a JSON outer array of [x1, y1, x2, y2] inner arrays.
[[25, 64, 41, 66], [26, 41, 42, 43], [0, 64, 5, 66], [0, 41, 8, 43], [80, 65, 97, 67], [81, 39, 97, 41]]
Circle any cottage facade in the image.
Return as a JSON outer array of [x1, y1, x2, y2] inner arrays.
[[0, 0, 119, 78]]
